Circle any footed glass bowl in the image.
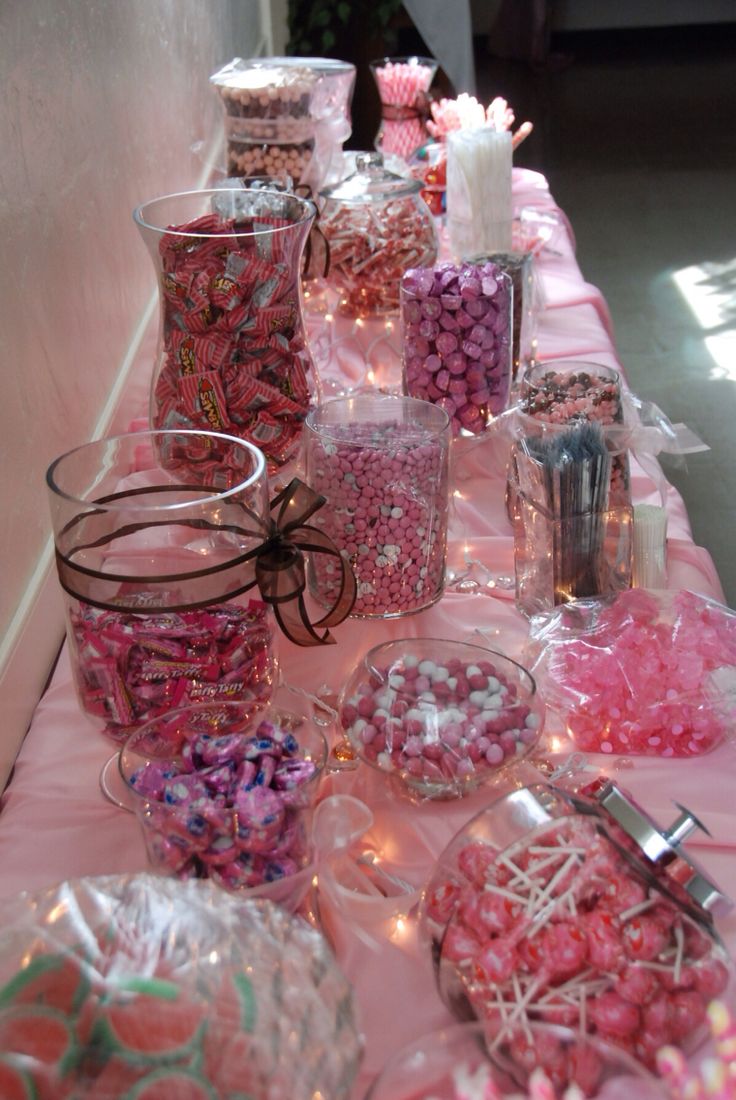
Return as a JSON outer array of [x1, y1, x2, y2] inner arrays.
[[338, 638, 544, 801]]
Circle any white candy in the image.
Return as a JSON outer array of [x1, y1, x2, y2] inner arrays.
[[525, 713, 541, 729], [483, 693, 504, 710], [446, 677, 458, 691], [373, 708, 390, 721], [466, 665, 482, 678], [418, 660, 437, 677], [388, 674, 405, 689], [352, 718, 367, 734], [469, 690, 488, 707], [375, 690, 394, 710], [432, 665, 450, 682], [487, 676, 500, 692], [406, 708, 425, 722], [377, 752, 393, 771], [403, 654, 419, 668], [418, 691, 436, 704]]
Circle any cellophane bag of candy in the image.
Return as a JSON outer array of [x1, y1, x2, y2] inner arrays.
[[0, 874, 362, 1099], [526, 587, 736, 756]]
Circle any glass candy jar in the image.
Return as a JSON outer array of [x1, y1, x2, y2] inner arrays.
[[370, 56, 437, 158], [47, 430, 276, 742], [134, 187, 316, 469], [119, 688, 327, 909], [338, 638, 544, 802], [421, 779, 733, 1073], [319, 152, 438, 316], [304, 394, 450, 617]]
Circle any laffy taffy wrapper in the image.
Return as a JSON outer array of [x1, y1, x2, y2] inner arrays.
[[526, 587, 736, 757], [0, 874, 361, 1099], [151, 204, 314, 469]]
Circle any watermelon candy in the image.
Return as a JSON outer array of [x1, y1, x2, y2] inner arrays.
[[91, 986, 206, 1066], [124, 1067, 217, 1099], [0, 1055, 36, 1100], [0, 951, 90, 1017]]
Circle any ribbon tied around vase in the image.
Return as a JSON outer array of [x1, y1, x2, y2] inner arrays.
[[54, 476, 356, 647]]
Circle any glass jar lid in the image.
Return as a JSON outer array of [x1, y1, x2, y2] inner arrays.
[[320, 152, 422, 204]]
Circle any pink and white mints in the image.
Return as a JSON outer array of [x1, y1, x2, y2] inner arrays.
[[402, 261, 513, 435], [339, 639, 543, 799]]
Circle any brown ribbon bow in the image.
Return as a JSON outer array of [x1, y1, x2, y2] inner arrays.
[[55, 477, 356, 647]]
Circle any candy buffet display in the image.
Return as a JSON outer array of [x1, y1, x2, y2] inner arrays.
[[527, 587, 736, 756], [119, 690, 326, 904], [319, 151, 439, 315], [422, 781, 733, 1073], [0, 874, 362, 1099], [211, 56, 356, 190], [304, 394, 450, 617], [370, 56, 437, 158], [401, 260, 513, 435], [338, 638, 544, 801], [364, 1021, 666, 1100], [134, 188, 316, 468]]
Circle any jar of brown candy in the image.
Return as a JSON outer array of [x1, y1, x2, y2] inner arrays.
[[319, 152, 439, 316], [421, 778, 733, 1080]]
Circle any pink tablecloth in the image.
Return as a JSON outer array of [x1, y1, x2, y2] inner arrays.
[[0, 169, 732, 1096]]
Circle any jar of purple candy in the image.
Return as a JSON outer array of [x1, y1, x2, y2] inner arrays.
[[118, 689, 328, 910], [401, 260, 513, 436], [304, 394, 451, 617]]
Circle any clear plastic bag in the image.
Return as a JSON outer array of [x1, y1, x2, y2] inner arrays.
[[0, 873, 362, 1099], [526, 587, 736, 756]]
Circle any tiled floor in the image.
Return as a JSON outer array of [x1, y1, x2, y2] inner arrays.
[[476, 24, 736, 605]]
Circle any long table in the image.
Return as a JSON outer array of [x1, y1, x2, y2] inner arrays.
[[1, 168, 733, 1097]]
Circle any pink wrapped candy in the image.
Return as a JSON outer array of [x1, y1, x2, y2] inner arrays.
[[528, 588, 736, 756], [70, 599, 275, 743], [402, 260, 512, 435], [121, 706, 324, 892]]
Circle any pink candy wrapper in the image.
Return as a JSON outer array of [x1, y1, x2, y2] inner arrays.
[[526, 588, 736, 757]]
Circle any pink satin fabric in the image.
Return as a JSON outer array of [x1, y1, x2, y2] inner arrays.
[[0, 169, 731, 1098]]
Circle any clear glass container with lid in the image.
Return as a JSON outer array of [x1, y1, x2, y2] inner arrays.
[[421, 777, 733, 1074], [319, 151, 438, 316]]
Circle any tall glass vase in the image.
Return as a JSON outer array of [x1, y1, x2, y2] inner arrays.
[[134, 188, 317, 470]]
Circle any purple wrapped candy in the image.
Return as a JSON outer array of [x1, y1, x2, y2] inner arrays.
[[401, 260, 513, 435]]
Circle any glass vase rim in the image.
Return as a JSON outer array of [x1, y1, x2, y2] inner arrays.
[[523, 359, 622, 381], [352, 636, 538, 699], [46, 429, 267, 514], [304, 392, 450, 439], [132, 188, 316, 238], [369, 55, 438, 71]]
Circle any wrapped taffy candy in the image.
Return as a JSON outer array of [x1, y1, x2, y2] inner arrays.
[[135, 188, 316, 469], [421, 780, 733, 1073], [319, 152, 438, 316], [119, 690, 327, 907], [402, 260, 513, 435], [527, 588, 736, 756], [0, 874, 361, 1099]]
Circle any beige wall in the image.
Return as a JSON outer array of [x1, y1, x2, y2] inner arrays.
[[0, 0, 271, 786]]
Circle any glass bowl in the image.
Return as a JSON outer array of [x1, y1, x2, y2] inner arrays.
[[338, 638, 544, 801], [364, 1021, 666, 1099], [118, 688, 328, 910]]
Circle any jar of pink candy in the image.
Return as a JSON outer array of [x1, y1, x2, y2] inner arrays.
[[117, 689, 327, 910], [402, 260, 513, 436], [304, 394, 450, 617], [319, 152, 439, 316], [370, 56, 437, 158], [338, 638, 544, 801], [47, 430, 276, 743], [365, 1021, 666, 1099], [134, 187, 316, 470], [421, 779, 733, 1075], [516, 361, 631, 508]]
